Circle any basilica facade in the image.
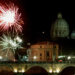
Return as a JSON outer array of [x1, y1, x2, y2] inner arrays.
[[27, 41, 59, 62]]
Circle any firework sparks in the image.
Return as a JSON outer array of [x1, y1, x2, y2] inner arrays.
[[0, 3, 23, 33], [0, 34, 22, 54], [16, 36, 22, 43]]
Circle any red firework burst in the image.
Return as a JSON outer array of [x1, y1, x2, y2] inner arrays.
[[0, 3, 24, 33]]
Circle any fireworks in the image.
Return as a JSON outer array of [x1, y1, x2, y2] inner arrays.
[[0, 34, 22, 54], [0, 3, 23, 33], [0, 3, 24, 61], [15, 36, 22, 43]]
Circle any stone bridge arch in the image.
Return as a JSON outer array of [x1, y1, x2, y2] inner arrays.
[[25, 63, 51, 72], [59, 64, 75, 75], [0, 64, 14, 75], [0, 64, 13, 72], [25, 66, 48, 75], [60, 64, 75, 72]]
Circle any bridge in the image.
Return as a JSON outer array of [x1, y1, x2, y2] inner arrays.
[[0, 62, 75, 75]]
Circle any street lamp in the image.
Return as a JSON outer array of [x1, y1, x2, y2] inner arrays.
[[67, 56, 71, 60], [49, 67, 52, 73], [14, 68, 17, 73], [67, 56, 71, 63], [0, 56, 2, 60], [33, 56, 37, 60], [56, 68, 60, 73]]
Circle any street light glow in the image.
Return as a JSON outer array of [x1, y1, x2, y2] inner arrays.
[[67, 56, 71, 60], [21, 68, 25, 73], [49, 69, 52, 73], [0, 56, 2, 59], [33, 56, 37, 60], [56, 68, 60, 73], [14, 68, 17, 73]]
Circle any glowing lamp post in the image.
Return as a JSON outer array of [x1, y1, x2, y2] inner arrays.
[[49, 68, 52, 73], [0, 56, 3, 60], [33, 56, 37, 61], [56, 68, 60, 73], [67, 56, 71, 60], [14, 68, 17, 73], [67, 56, 71, 63]]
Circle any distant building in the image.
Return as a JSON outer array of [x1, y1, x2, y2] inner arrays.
[[27, 41, 59, 62], [71, 31, 75, 39], [0, 48, 15, 61], [15, 48, 27, 61], [50, 13, 69, 39]]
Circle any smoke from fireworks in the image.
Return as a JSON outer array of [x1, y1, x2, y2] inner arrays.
[[0, 3, 24, 33], [0, 34, 22, 54]]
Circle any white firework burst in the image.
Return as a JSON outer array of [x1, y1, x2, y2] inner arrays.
[[0, 34, 22, 54]]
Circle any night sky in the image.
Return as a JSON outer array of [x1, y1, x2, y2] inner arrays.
[[22, 1, 75, 41], [0, 0, 75, 53], [22, 1, 75, 47], [22, 1, 75, 53]]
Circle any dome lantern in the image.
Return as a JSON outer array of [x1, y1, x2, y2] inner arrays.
[[57, 13, 62, 19]]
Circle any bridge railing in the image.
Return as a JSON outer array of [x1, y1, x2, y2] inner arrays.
[[0, 61, 75, 64]]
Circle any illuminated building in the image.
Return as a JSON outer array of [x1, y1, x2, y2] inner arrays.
[[27, 41, 59, 61], [51, 13, 69, 39], [71, 31, 75, 39], [0, 48, 15, 61]]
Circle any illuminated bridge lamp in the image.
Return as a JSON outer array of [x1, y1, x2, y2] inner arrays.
[[53, 70, 56, 73], [21, 68, 25, 73], [0, 56, 2, 60], [49, 69, 52, 73], [56, 68, 60, 73], [67, 56, 71, 60], [14, 68, 17, 73]]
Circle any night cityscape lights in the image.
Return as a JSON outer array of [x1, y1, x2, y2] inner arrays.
[[0, 1, 75, 75], [0, 35, 22, 53]]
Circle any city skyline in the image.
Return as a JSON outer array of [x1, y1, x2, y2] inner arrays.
[[22, 1, 75, 43], [0, 0, 75, 50], [0, 1, 75, 75]]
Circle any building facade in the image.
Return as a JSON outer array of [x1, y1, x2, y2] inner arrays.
[[27, 42, 59, 62], [0, 48, 15, 61]]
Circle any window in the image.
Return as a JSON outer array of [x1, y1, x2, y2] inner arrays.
[[40, 53, 42, 56], [46, 51, 49, 56], [54, 45, 56, 49], [40, 45, 42, 48]]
